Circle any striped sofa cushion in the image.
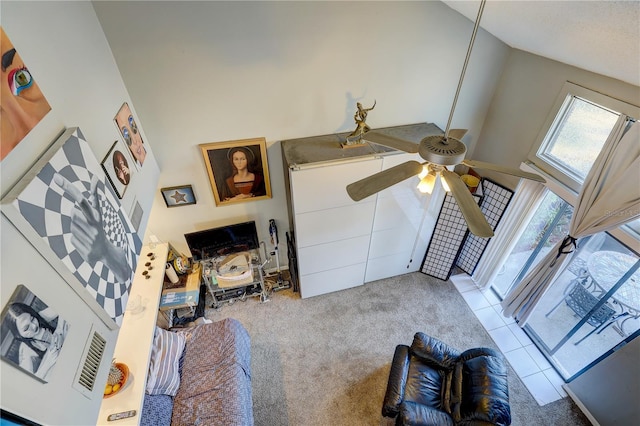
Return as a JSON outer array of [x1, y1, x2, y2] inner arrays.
[[146, 326, 186, 396]]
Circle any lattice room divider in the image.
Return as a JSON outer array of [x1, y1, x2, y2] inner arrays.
[[421, 179, 514, 280]]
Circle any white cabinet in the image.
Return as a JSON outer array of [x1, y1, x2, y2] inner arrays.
[[289, 159, 381, 298], [365, 152, 435, 282], [281, 123, 443, 298]]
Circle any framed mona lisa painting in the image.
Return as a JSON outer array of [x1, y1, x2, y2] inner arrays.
[[200, 137, 272, 206]]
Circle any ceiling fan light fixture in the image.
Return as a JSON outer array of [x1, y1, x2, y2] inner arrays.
[[417, 171, 437, 194], [440, 174, 451, 192], [418, 165, 429, 179]]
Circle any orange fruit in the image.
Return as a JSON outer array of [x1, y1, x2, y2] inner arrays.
[[104, 384, 113, 395], [112, 383, 121, 393]]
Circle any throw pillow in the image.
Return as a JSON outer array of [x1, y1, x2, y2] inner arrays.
[[146, 326, 186, 396]]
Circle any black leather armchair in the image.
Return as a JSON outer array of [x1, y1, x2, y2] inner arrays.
[[382, 333, 511, 426]]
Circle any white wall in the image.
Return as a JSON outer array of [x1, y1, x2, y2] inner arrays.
[[1, 1, 159, 424], [92, 0, 510, 260], [473, 48, 640, 189], [565, 336, 640, 425]]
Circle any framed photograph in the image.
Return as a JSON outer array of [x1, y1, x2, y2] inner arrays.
[[200, 137, 272, 206], [1, 27, 52, 161], [114, 102, 147, 169], [0, 127, 142, 329], [161, 185, 196, 208], [101, 140, 134, 199], [1, 285, 70, 383]]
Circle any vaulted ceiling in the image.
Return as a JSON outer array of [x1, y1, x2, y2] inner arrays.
[[442, 0, 640, 87]]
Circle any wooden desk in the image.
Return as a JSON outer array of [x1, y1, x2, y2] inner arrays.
[[97, 243, 168, 425]]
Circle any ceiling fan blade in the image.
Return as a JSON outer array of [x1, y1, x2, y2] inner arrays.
[[462, 159, 546, 183], [347, 161, 423, 201], [441, 169, 494, 238], [362, 131, 419, 153], [448, 128, 468, 140]]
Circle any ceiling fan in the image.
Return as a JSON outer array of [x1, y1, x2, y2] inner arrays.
[[346, 0, 544, 238]]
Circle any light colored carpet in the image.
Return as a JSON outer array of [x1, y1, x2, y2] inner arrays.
[[204, 272, 591, 426]]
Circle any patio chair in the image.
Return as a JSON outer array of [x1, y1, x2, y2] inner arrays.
[[545, 270, 617, 345]]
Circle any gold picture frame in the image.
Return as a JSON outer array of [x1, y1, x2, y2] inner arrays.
[[200, 137, 271, 206]]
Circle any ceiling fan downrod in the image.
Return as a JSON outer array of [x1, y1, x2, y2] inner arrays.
[[444, 0, 486, 141]]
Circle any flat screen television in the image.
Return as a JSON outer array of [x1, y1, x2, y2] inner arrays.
[[184, 221, 259, 261]]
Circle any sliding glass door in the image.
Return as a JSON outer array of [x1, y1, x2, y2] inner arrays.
[[492, 190, 572, 298], [491, 189, 640, 380], [525, 233, 639, 379]]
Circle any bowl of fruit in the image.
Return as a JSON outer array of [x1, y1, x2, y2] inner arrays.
[[103, 360, 129, 398]]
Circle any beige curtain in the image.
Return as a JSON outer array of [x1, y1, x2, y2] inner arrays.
[[502, 118, 640, 325]]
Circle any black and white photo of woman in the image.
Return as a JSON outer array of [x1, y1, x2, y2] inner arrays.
[[1, 286, 69, 382]]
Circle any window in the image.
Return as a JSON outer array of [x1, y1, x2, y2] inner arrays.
[[528, 82, 639, 192], [538, 97, 618, 181], [492, 190, 572, 298], [486, 83, 640, 381]]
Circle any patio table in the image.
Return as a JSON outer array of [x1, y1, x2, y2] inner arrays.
[[587, 250, 640, 335]]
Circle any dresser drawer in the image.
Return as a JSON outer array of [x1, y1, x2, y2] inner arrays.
[[290, 158, 381, 214], [298, 235, 370, 275], [294, 203, 375, 248], [299, 263, 366, 298]]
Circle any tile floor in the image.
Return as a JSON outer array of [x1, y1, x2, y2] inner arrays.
[[450, 274, 567, 406]]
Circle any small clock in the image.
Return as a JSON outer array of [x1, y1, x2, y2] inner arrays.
[[173, 255, 190, 274]]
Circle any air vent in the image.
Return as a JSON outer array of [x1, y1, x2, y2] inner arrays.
[[73, 327, 107, 399]]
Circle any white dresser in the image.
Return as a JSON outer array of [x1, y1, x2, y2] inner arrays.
[[281, 123, 444, 298]]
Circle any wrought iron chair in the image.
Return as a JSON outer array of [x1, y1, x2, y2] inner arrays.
[[546, 268, 617, 344]]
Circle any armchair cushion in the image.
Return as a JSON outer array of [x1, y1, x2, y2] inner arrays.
[[398, 401, 455, 426], [450, 354, 510, 426], [405, 355, 445, 410], [459, 347, 502, 362], [410, 333, 461, 370], [382, 345, 411, 417]]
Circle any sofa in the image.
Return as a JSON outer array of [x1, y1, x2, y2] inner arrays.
[[141, 318, 254, 426], [382, 332, 511, 426]]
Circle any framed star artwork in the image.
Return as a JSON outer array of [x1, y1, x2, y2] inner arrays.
[[161, 185, 196, 208]]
